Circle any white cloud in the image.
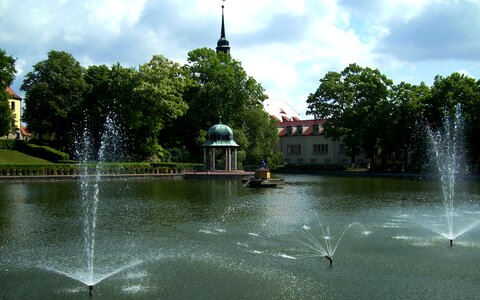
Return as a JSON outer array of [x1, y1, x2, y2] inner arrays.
[[2, 0, 480, 117], [84, 0, 146, 34]]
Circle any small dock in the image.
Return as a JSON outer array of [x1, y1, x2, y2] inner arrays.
[[242, 168, 285, 188], [183, 170, 253, 179]]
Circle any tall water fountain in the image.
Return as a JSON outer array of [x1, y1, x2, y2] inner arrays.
[[74, 113, 129, 295], [426, 106, 480, 246]]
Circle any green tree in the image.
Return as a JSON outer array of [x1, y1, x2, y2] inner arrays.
[[21, 50, 89, 147], [175, 48, 276, 165], [390, 81, 430, 170], [0, 49, 16, 135], [134, 55, 188, 159], [306, 64, 393, 168], [108, 64, 141, 159], [83, 65, 114, 134], [426, 73, 480, 169], [239, 108, 278, 165]]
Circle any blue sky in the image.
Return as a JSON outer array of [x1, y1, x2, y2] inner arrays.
[[2, 0, 480, 117]]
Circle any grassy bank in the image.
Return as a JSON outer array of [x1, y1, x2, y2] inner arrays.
[[0, 148, 203, 177], [0, 149, 54, 164]]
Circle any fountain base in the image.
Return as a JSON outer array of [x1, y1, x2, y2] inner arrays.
[[88, 285, 93, 297], [325, 255, 333, 266], [449, 239, 453, 247]]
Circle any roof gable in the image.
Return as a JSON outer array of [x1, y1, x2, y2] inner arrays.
[[5, 86, 21, 100]]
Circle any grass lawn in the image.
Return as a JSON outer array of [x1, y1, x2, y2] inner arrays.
[[0, 149, 53, 164]]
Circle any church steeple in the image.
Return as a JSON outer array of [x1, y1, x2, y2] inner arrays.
[[216, 4, 230, 54]]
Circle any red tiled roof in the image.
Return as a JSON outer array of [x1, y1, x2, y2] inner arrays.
[[276, 119, 324, 127], [277, 119, 326, 137], [278, 128, 287, 137], [303, 127, 313, 135], [271, 115, 281, 122], [20, 124, 31, 137], [5, 86, 22, 100]]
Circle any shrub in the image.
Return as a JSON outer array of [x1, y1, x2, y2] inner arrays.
[[0, 140, 16, 149], [15, 141, 69, 162]]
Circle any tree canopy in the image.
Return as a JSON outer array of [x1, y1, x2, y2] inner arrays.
[[21, 50, 89, 147], [170, 48, 277, 165], [18, 48, 277, 165], [307, 63, 480, 171], [14, 46, 480, 170], [0, 49, 16, 135], [134, 55, 188, 159], [306, 63, 393, 168]]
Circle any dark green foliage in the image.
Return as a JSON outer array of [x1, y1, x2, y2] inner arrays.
[[15, 141, 70, 162], [150, 162, 204, 170], [307, 63, 480, 172], [167, 48, 277, 165], [21, 50, 89, 146], [0, 162, 185, 176], [306, 64, 393, 169], [0, 49, 16, 135], [133, 55, 188, 159], [0, 140, 16, 149]]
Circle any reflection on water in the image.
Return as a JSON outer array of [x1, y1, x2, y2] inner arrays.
[[0, 175, 479, 299]]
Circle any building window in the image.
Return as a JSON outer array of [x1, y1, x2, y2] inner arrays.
[[324, 158, 331, 164], [11, 101, 15, 110], [312, 124, 319, 134], [310, 158, 317, 164], [339, 143, 345, 153], [286, 126, 293, 135], [297, 158, 304, 164], [313, 144, 328, 155], [287, 144, 301, 155], [389, 151, 406, 160], [296, 125, 303, 134]]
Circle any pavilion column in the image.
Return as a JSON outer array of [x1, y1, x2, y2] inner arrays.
[[229, 148, 232, 171], [212, 148, 216, 170], [226, 148, 230, 171], [234, 148, 237, 170], [203, 148, 207, 167], [224, 148, 228, 171]]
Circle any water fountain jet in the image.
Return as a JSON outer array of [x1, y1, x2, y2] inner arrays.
[[425, 105, 479, 245], [70, 112, 130, 287], [295, 219, 364, 266]]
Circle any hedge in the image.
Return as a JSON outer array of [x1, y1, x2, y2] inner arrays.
[[0, 162, 190, 176], [15, 140, 70, 162], [0, 140, 16, 150], [150, 162, 204, 171]]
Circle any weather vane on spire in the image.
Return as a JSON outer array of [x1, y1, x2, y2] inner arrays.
[[216, 0, 230, 54]]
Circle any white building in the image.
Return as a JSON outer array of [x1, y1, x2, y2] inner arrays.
[[264, 99, 369, 166]]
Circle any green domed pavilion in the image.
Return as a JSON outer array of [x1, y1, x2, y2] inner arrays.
[[202, 120, 239, 171]]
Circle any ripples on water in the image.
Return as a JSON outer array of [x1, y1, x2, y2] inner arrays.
[[0, 175, 479, 299]]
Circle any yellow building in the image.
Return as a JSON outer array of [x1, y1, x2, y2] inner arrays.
[[5, 86, 22, 138]]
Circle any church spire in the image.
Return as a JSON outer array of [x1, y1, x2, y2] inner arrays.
[[216, 3, 230, 54]]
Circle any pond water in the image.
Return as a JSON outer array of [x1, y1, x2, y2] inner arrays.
[[1, 175, 480, 299]]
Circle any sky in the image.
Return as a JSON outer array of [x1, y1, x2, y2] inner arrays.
[[2, 0, 480, 118]]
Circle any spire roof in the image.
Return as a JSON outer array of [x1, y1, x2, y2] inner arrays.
[[216, 4, 230, 54]]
